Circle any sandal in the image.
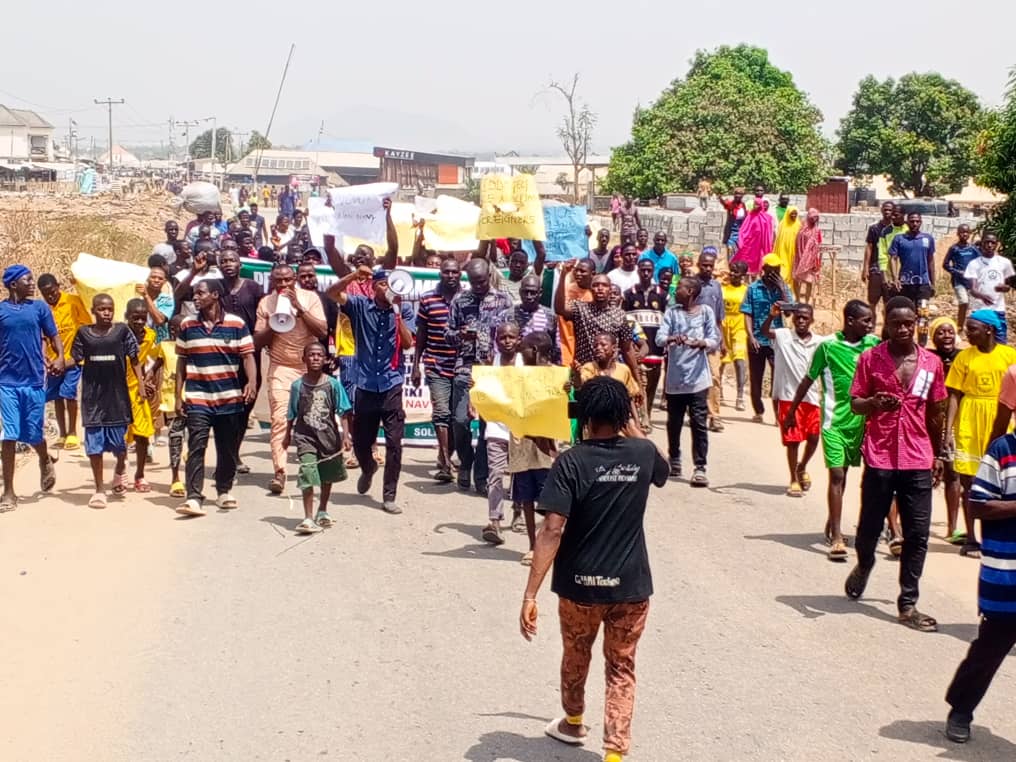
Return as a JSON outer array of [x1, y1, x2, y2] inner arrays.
[[111, 471, 128, 496], [786, 482, 803, 498], [296, 518, 322, 535], [544, 717, 587, 746], [344, 455, 359, 469], [520, 550, 534, 566], [269, 471, 285, 495], [898, 607, 938, 632], [373, 451, 385, 466], [88, 493, 108, 510], [845, 564, 871, 599], [481, 523, 505, 546], [946, 530, 967, 546], [828, 540, 848, 562], [40, 456, 57, 493], [511, 511, 526, 533], [63, 434, 80, 451], [170, 481, 185, 497], [0, 497, 17, 513], [889, 537, 904, 557], [797, 469, 812, 491], [960, 542, 982, 559], [434, 467, 453, 483], [133, 478, 151, 493]]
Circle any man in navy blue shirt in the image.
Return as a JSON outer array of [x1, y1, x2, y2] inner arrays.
[[889, 212, 936, 304], [942, 223, 979, 328], [0, 265, 64, 511], [330, 266, 416, 514]]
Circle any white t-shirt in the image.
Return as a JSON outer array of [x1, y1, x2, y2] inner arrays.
[[607, 267, 640, 292], [964, 255, 1015, 312], [771, 327, 824, 403], [485, 353, 524, 441]]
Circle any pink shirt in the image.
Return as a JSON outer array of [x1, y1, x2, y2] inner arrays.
[[850, 343, 947, 470]]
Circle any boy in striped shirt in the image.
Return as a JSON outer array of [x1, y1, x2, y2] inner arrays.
[[944, 431, 1016, 743], [174, 280, 256, 517]]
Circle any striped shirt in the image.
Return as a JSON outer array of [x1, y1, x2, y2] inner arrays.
[[416, 289, 457, 379], [970, 433, 1016, 618], [176, 312, 255, 415]]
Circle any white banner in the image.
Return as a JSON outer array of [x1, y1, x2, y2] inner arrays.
[[327, 182, 398, 243]]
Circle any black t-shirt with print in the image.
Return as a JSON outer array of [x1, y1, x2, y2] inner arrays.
[[70, 323, 138, 427], [538, 436, 669, 603]]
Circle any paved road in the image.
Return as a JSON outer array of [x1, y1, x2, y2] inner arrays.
[[1, 402, 1014, 761]]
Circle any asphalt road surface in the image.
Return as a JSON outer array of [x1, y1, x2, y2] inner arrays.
[[1, 403, 1014, 761]]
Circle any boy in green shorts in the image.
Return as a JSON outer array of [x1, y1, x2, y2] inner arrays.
[[783, 300, 877, 561], [283, 343, 352, 534]]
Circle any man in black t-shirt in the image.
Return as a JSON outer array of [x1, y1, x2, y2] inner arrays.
[[520, 376, 668, 761], [624, 259, 667, 429], [861, 201, 895, 311]]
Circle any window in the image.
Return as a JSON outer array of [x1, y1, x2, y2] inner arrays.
[[266, 159, 276, 169]]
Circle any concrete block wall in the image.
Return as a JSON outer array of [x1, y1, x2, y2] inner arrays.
[[592, 210, 977, 269]]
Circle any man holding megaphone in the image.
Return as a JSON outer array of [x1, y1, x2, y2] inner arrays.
[[254, 262, 327, 495]]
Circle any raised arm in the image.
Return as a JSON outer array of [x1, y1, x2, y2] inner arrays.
[[324, 233, 351, 278], [410, 220, 427, 267], [760, 303, 781, 341], [380, 197, 398, 270], [326, 265, 373, 306], [532, 240, 547, 277], [554, 261, 577, 319]]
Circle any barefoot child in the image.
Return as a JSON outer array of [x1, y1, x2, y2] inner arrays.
[[283, 343, 351, 534], [572, 332, 642, 425], [149, 315, 185, 496], [510, 331, 560, 565], [125, 299, 157, 492], [71, 294, 143, 508]]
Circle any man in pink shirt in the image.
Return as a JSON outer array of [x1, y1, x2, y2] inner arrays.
[[846, 295, 947, 633]]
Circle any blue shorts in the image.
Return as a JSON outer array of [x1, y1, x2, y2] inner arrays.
[[0, 386, 46, 445], [84, 426, 128, 456], [45, 364, 82, 402], [511, 468, 550, 503]]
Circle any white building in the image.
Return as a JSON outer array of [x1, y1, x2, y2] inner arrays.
[[0, 105, 54, 162], [498, 154, 610, 200]]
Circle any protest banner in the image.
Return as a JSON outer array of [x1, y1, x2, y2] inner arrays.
[[469, 365, 571, 441], [70, 253, 151, 316], [327, 182, 398, 242], [341, 201, 417, 261], [306, 196, 336, 247], [521, 203, 589, 262], [476, 174, 546, 240], [417, 195, 480, 252]]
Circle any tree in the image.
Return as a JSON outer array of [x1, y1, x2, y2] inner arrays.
[[603, 45, 828, 199], [835, 73, 984, 197], [246, 130, 272, 153], [977, 68, 1016, 258], [547, 74, 596, 204], [189, 127, 235, 165]]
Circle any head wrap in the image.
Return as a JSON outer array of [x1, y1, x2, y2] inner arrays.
[[701, 245, 718, 256], [969, 309, 1006, 342], [762, 253, 781, 268], [372, 269, 390, 283], [3, 264, 30, 288], [928, 316, 958, 342]]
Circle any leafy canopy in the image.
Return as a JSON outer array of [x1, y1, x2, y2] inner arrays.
[[978, 68, 1016, 257], [835, 73, 983, 197], [604, 45, 828, 198], [189, 127, 235, 164]]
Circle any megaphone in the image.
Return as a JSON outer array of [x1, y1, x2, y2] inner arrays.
[[387, 269, 414, 297], [269, 293, 296, 333]]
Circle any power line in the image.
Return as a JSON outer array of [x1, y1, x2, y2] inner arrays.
[[94, 98, 124, 166]]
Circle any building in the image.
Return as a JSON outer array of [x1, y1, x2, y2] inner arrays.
[[373, 146, 474, 193], [0, 105, 54, 162], [498, 153, 610, 201], [191, 148, 379, 187], [98, 144, 142, 169]]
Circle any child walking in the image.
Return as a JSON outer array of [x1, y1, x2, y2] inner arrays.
[[510, 331, 560, 566], [283, 343, 351, 534], [481, 322, 523, 546], [572, 332, 642, 424], [71, 294, 143, 508], [125, 299, 157, 492], [149, 315, 185, 496], [720, 260, 749, 410]]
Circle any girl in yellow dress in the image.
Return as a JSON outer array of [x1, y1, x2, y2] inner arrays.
[[125, 299, 157, 493], [720, 261, 749, 410], [945, 309, 1016, 558], [772, 205, 801, 284]]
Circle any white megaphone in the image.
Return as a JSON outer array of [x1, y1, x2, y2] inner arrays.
[[387, 269, 414, 299], [269, 293, 296, 333]]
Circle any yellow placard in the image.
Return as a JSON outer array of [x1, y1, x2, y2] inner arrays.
[[476, 174, 547, 240], [470, 365, 570, 440], [70, 252, 150, 318]]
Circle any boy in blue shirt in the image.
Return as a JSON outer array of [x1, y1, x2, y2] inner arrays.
[[889, 212, 936, 304], [942, 223, 978, 329]]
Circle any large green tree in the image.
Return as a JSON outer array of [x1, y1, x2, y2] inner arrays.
[[835, 73, 983, 197], [604, 45, 828, 198], [977, 68, 1016, 257], [189, 127, 235, 164]]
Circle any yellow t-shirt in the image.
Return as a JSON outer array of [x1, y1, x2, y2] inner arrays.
[[721, 283, 747, 332], [48, 292, 91, 362], [578, 361, 641, 400], [946, 344, 1016, 400]]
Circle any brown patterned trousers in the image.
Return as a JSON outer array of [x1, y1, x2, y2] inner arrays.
[[558, 597, 650, 755]]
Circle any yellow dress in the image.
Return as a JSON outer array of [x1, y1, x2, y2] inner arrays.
[[127, 326, 157, 441], [720, 283, 748, 364], [152, 340, 178, 414], [947, 343, 1016, 475], [773, 206, 801, 282]]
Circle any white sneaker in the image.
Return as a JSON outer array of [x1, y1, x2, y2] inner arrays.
[[216, 493, 238, 510], [176, 499, 206, 517]]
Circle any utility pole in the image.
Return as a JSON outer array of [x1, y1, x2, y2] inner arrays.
[[209, 116, 217, 187], [93, 98, 124, 168], [168, 117, 176, 162], [176, 119, 201, 181]]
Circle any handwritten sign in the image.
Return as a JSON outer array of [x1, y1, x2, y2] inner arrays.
[[476, 174, 546, 240], [327, 182, 398, 243], [521, 203, 588, 262], [470, 365, 570, 440]]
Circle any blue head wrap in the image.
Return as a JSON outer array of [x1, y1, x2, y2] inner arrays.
[[2, 264, 30, 288], [969, 309, 1006, 343], [372, 269, 390, 283]]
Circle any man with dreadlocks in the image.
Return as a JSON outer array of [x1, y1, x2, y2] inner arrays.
[[519, 376, 669, 762]]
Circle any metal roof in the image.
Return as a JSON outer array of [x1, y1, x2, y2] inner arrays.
[[0, 105, 53, 129]]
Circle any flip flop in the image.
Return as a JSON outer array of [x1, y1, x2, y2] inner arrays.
[[133, 478, 152, 493], [0, 498, 17, 513], [481, 524, 505, 545], [111, 472, 128, 496], [786, 482, 804, 498], [797, 470, 812, 491], [828, 540, 848, 562], [170, 481, 185, 497], [899, 607, 938, 632], [344, 455, 359, 469], [88, 493, 108, 510], [520, 550, 534, 566], [544, 718, 587, 746], [63, 434, 80, 451], [947, 530, 968, 546], [40, 456, 57, 493], [889, 537, 904, 558]]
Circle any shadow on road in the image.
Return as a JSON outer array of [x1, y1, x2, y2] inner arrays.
[[711, 482, 788, 496], [879, 719, 1016, 760], [424, 522, 526, 562], [745, 532, 830, 557], [463, 731, 601, 761], [776, 593, 897, 622]]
